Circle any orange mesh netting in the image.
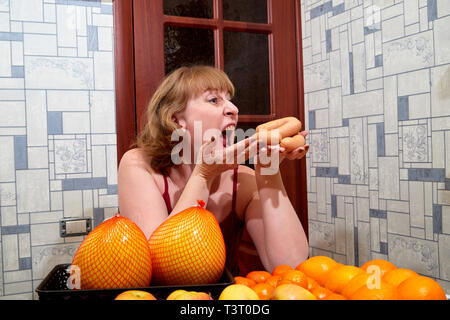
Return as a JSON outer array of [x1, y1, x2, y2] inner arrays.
[[148, 200, 226, 285], [71, 214, 152, 289]]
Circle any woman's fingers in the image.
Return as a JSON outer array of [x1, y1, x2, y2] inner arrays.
[[281, 144, 310, 160]]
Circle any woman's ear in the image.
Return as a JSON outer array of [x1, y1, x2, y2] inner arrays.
[[172, 114, 186, 129]]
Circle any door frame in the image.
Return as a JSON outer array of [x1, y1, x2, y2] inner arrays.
[[113, 0, 308, 239]]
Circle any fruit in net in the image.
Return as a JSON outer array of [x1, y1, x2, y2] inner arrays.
[[148, 200, 226, 285], [71, 213, 152, 289]]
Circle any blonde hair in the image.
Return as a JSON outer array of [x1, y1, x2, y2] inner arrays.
[[136, 65, 235, 174]]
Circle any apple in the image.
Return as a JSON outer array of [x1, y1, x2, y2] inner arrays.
[[166, 289, 212, 300], [218, 284, 260, 300], [269, 284, 316, 300], [114, 290, 157, 300]]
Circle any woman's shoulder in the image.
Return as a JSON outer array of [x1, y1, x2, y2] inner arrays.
[[119, 148, 153, 172], [237, 164, 255, 180]]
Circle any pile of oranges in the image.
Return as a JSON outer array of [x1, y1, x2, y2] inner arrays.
[[235, 256, 447, 300]]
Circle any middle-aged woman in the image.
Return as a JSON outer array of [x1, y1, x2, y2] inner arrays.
[[118, 65, 310, 275]]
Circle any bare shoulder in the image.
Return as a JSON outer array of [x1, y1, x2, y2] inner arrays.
[[237, 164, 256, 182], [119, 148, 152, 171]]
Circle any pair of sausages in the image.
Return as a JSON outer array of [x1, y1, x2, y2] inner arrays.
[[255, 116, 305, 152]]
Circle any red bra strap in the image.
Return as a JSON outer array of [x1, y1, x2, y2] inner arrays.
[[162, 175, 173, 213], [231, 167, 238, 213]]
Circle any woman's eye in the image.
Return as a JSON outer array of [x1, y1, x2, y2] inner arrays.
[[209, 97, 218, 104]]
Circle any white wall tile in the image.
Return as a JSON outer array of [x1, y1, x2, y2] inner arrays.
[[57, 5, 77, 48], [382, 15, 405, 42], [343, 90, 383, 118], [93, 51, 114, 90], [430, 65, 450, 117], [63, 190, 83, 218], [379, 157, 400, 199], [0, 101, 26, 127], [0, 12, 9, 32], [2, 235, 19, 271], [0, 137, 15, 182], [25, 56, 94, 90], [47, 90, 89, 112], [10, 0, 43, 22], [25, 90, 47, 147], [0, 41, 11, 76], [409, 93, 431, 119], [405, 0, 419, 25], [62, 112, 90, 134], [16, 170, 50, 213], [383, 30, 434, 75], [434, 15, 450, 65], [11, 41, 24, 66], [1, 206, 17, 228], [398, 69, 430, 96], [27, 147, 48, 169], [90, 91, 115, 134], [54, 139, 87, 174]]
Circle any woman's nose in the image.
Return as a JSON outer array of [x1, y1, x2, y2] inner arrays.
[[224, 100, 239, 116]]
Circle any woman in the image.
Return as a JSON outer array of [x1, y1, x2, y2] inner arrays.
[[118, 65, 309, 274]]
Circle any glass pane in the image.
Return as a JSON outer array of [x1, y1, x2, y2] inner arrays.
[[224, 31, 270, 115], [223, 0, 267, 23], [164, 0, 213, 19], [164, 26, 215, 75]]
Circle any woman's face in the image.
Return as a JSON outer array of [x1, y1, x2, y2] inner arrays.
[[175, 89, 239, 147]]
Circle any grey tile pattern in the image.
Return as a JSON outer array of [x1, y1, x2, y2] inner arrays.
[[0, 0, 116, 299], [302, 0, 450, 293]]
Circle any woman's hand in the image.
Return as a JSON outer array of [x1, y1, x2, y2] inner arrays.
[[279, 131, 310, 163], [193, 135, 259, 181]]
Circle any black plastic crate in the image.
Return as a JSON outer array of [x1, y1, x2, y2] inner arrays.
[[36, 264, 235, 301]]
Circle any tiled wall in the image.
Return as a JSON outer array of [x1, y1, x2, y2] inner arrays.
[[301, 0, 450, 293], [0, 0, 117, 299]]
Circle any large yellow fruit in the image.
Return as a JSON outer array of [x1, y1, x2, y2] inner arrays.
[[71, 213, 152, 289], [218, 284, 260, 300], [148, 200, 226, 285]]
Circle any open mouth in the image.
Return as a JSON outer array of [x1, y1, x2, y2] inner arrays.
[[221, 125, 236, 147]]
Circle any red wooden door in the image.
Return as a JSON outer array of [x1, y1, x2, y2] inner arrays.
[[114, 0, 307, 274]]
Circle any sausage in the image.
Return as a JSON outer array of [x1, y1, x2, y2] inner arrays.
[[256, 116, 305, 152]]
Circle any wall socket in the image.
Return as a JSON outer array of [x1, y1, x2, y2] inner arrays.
[[60, 217, 92, 237]]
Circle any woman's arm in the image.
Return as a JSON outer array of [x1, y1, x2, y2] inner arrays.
[[118, 149, 216, 238], [118, 137, 257, 238], [118, 149, 172, 239], [240, 163, 309, 273]]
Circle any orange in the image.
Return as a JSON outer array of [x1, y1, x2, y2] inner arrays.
[[324, 265, 365, 294], [280, 270, 308, 289], [360, 259, 396, 277], [296, 256, 340, 286], [341, 273, 372, 298], [246, 271, 272, 284], [397, 275, 446, 300], [349, 280, 398, 300], [234, 276, 256, 288], [382, 268, 418, 287], [311, 286, 333, 300], [306, 277, 319, 291], [278, 279, 294, 286], [252, 283, 274, 300], [272, 264, 293, 276], [323, 293, 347, 300], [265, 275, 282, 288]]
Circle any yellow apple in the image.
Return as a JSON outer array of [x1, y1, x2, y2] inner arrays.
[[114, 290, 157, 300], [269, 284, 316, 300], [218, 284, 260, 300], [166, 289, 212, 300]]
